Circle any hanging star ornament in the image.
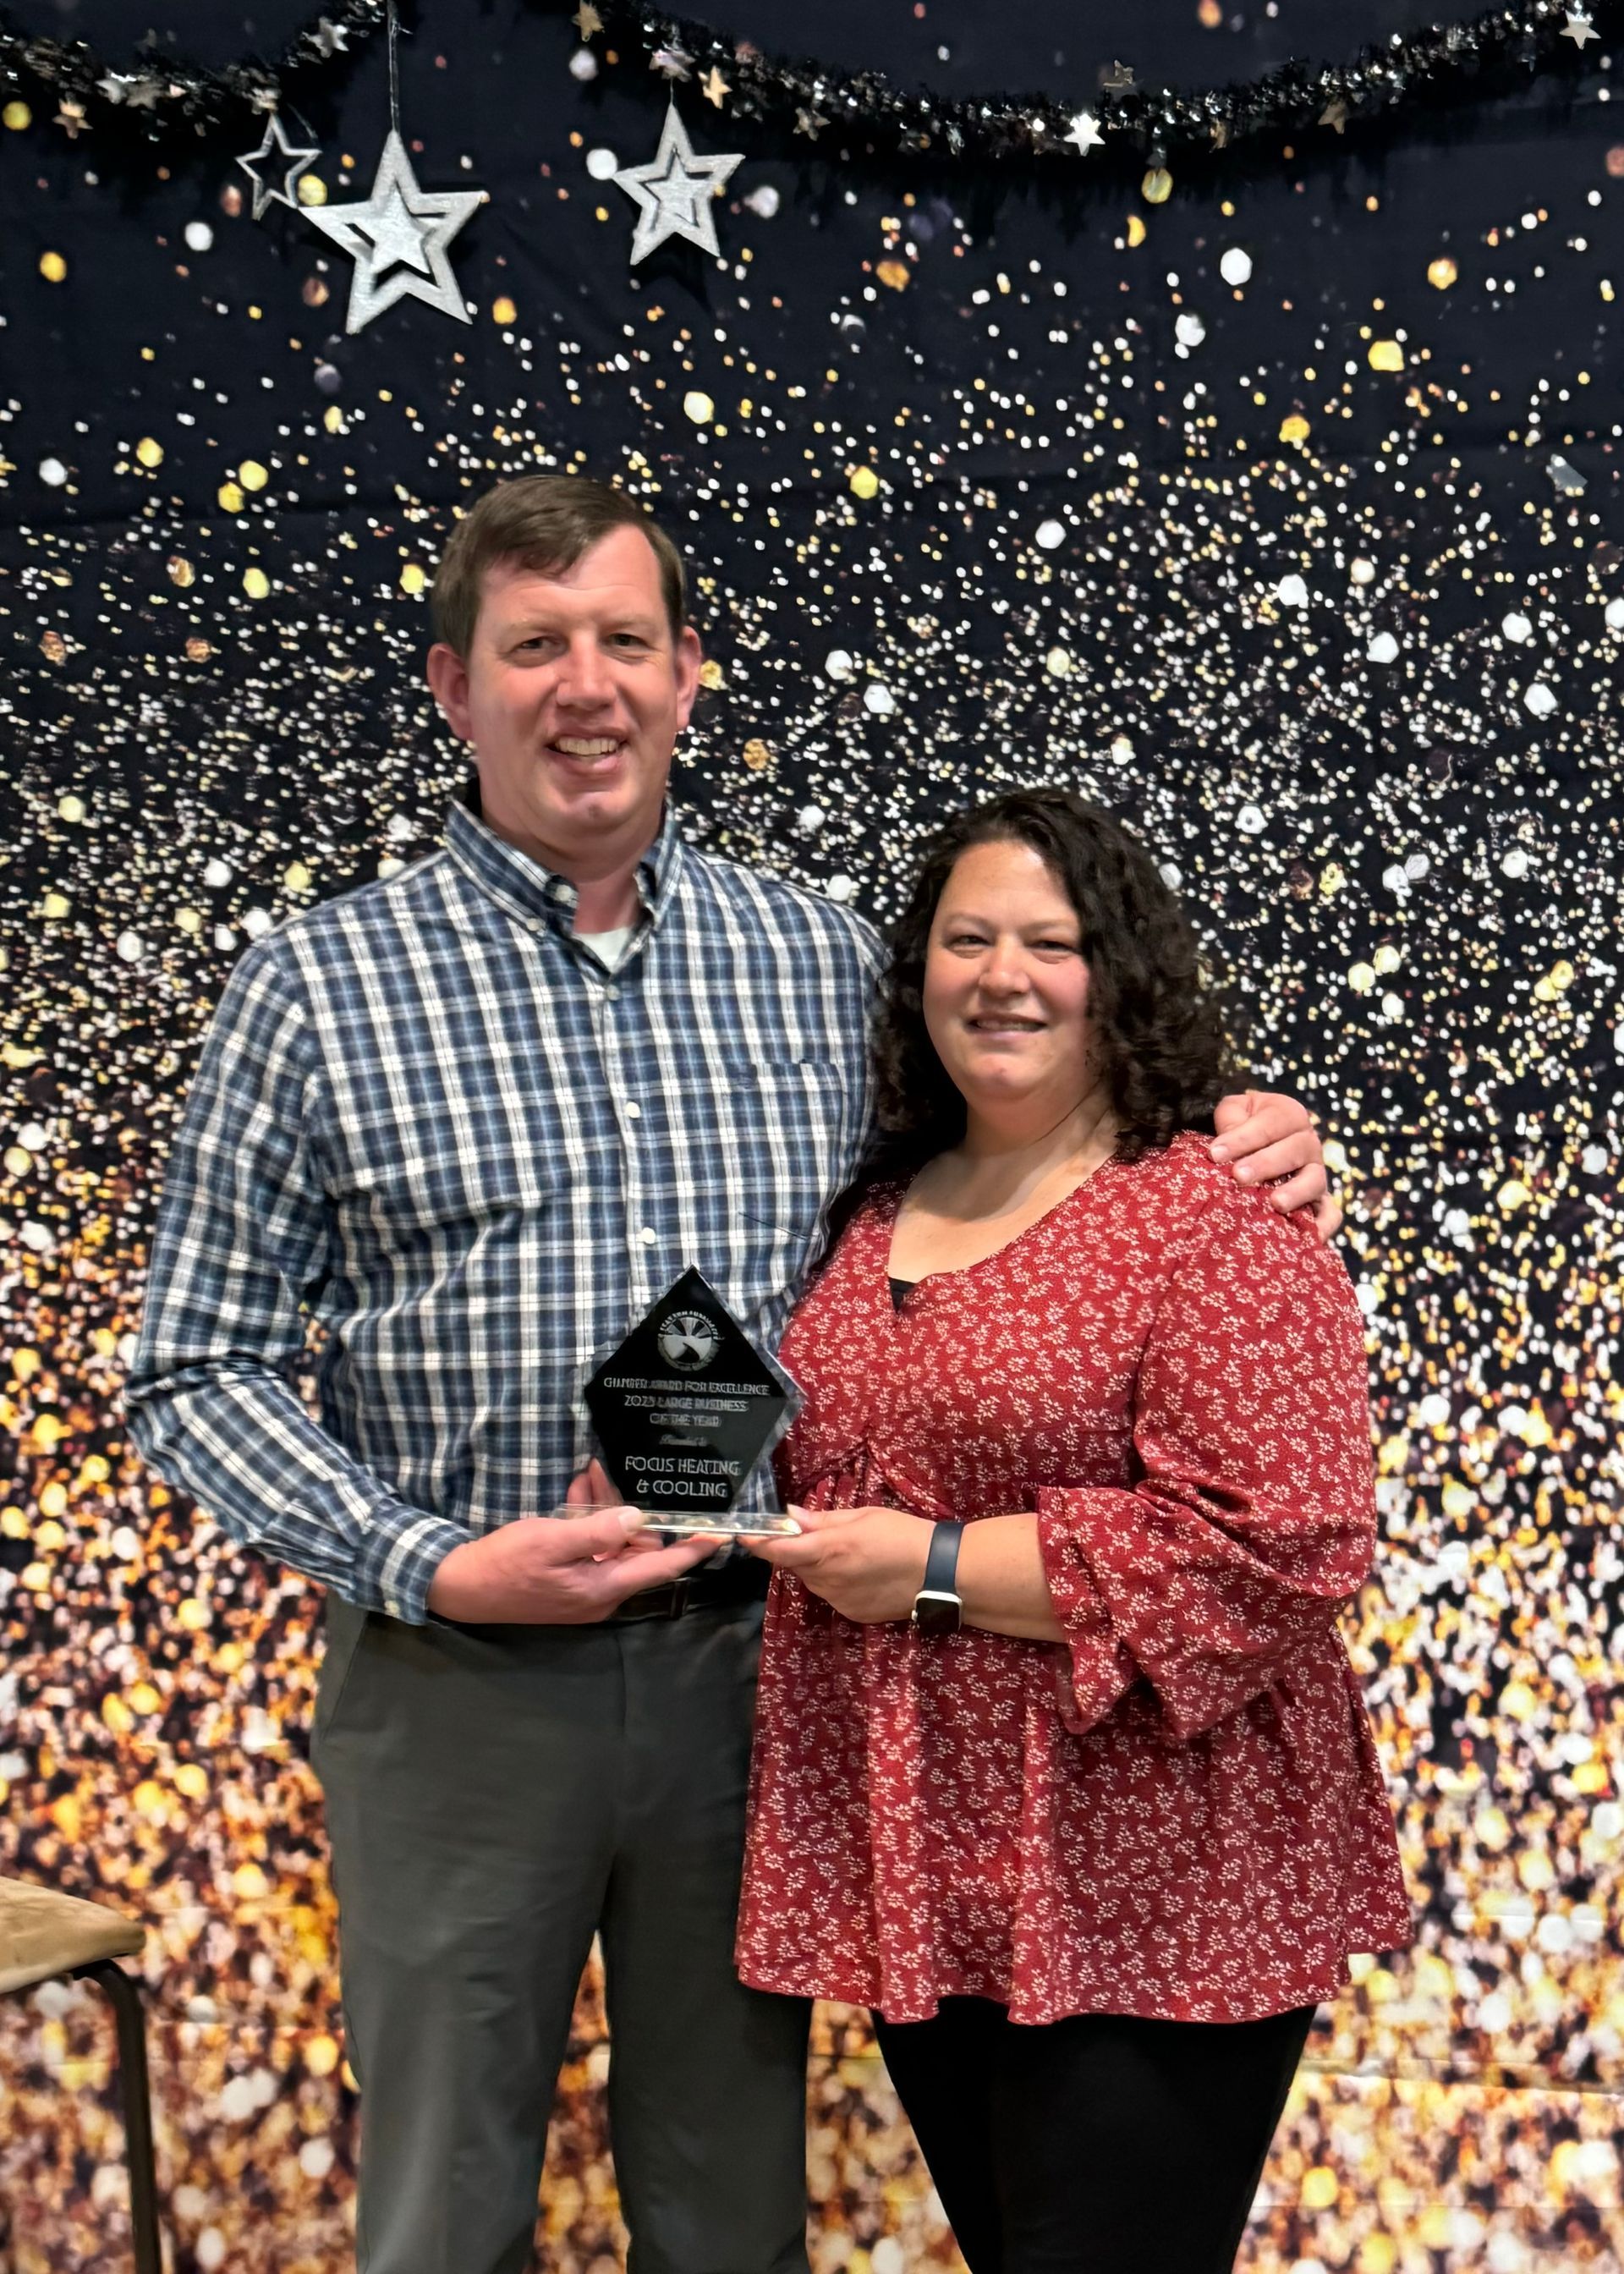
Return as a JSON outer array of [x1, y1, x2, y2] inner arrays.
[[303, 128, 484, 333], [612, 101, 742, 265], [1561, 9, 1599, 47], [237, 113, 321, 222], [1065, 108, 1104, 156]]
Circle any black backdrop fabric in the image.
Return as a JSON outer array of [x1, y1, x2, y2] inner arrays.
[[3, 3, 1624, 2268]]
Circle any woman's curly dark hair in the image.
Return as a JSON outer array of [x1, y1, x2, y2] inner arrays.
[[869, 788, 1238, 1173]]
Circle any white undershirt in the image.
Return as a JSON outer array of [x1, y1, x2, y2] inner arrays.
[[575, 925, 635, 971]]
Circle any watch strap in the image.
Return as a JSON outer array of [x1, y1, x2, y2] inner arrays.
[[922, 1520, 963, 1598], [912, 1521, 963, 1635]]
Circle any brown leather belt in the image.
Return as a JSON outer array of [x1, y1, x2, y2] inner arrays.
[[606, 1556, 770, 1623]]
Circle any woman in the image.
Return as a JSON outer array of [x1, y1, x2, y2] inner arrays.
[[737, 790, 1410, 2274]]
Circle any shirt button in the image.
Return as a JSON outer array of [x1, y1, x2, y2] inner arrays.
[[625, 1101, 642, 1120], [606, 985, 619, 1002], [639, 1226, 657, 1246]]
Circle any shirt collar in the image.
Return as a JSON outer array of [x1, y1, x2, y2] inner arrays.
[[443, 783, 686, 935]]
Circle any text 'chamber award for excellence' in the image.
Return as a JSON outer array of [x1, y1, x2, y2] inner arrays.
[[584, 1266, 802, 1535]]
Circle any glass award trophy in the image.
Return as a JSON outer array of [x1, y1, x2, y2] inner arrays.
[[583, 1266, 803, 1535]]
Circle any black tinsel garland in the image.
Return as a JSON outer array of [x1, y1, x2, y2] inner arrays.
[[586, 0, 1621, 166], [0, 0, 1616, 160], [0, 0, 386, 135]]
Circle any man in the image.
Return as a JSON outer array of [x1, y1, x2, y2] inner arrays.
[[127, 475, 1333, 2274]]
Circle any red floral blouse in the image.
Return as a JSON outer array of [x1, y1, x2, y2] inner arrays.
[[736, 1134, 1411, 2026]]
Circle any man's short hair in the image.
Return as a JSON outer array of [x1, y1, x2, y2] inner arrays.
[[431, 474, 688, 656]]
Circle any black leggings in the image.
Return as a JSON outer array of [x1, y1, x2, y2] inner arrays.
[[871, 1997, 1315, 2274]]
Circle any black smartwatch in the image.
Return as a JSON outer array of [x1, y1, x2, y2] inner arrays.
[[911, 1521, 963, 1636]]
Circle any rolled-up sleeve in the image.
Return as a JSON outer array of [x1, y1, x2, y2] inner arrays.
[[123, 942, 469, 1623], [1037, 1192, 1376, 1740]]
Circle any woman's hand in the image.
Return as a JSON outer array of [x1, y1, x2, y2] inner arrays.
[[749, 1503, 935, 1623]]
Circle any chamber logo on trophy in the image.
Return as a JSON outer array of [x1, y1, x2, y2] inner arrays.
[[657, 1310, 720, 1373], [582, 1266, 801, 1535]]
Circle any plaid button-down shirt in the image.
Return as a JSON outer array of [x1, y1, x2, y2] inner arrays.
[[125, 799, 882, 1624]]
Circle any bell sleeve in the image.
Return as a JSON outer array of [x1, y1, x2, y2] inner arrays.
[[1037, 1189, 1377, 1741]]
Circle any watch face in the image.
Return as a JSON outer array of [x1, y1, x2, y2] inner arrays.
[[913, 1590, 962, 1638], [656, 1310, 721, 1372]]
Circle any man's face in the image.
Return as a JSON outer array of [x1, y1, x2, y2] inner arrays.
[[426, 525, 701, 872]]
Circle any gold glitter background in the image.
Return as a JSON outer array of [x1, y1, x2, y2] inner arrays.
[[3, 3, 1624, 2268]]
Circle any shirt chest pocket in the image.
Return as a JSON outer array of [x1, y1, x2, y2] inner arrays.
[[722, 1054, 855, 1252]]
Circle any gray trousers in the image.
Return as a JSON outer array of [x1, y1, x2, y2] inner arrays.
[[311, 1595, 813, 2274]]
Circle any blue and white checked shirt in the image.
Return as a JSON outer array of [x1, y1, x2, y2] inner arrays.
[[125, 799, 882, 1624]]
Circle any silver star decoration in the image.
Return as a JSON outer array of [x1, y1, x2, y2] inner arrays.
[[1561, 8, 1599, 47], [1065, 108, 1105, 156], [314, 15, 351, 54], [651, 46, 694, 80], [612, 101, 741, 266], [303, 129, 484, 333], [237, 113, 321, 222]]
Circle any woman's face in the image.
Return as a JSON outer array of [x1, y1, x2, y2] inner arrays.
[[922, 838, 1098, 1129]]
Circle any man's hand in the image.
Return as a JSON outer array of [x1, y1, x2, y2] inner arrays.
[[748, 1503, 934, 1624], [1210, 1088, 1341, 1243], [425, 1505, 718, 1625]]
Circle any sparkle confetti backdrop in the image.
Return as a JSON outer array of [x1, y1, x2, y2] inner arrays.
[[3, 2, 1624, 2268]]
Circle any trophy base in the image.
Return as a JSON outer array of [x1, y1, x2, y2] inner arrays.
[[640, 1509, 802, 1538]]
